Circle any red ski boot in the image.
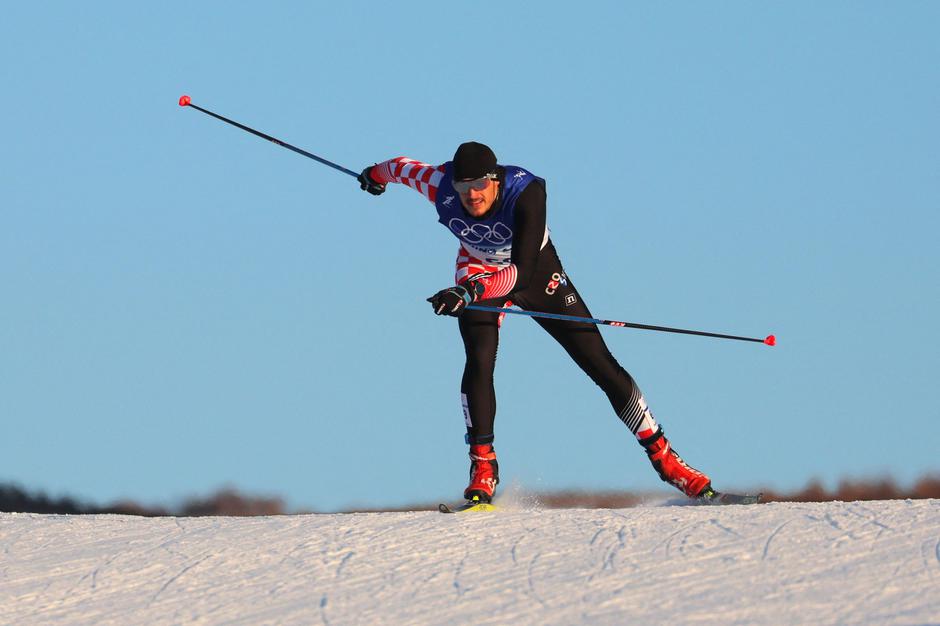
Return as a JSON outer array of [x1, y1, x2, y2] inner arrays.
[[464, 444, 499, 503], [640, 427, 711, 498]]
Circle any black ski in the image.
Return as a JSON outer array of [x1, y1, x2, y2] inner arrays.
[[699, 490, 763, 505]]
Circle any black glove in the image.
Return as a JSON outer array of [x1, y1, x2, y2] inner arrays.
[[358, 166, 386, 196], [427, 282, 483, 317]]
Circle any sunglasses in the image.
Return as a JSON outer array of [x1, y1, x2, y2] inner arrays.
[[453, 173, 497, 194]]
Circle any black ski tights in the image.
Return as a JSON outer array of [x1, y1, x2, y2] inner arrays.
[[458, 242, 653, 444]]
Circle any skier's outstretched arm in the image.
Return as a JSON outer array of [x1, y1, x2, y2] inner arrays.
[[358, 157, 444, 204]]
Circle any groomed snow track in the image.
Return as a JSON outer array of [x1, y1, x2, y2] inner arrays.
[[2, 499, 939, 625]]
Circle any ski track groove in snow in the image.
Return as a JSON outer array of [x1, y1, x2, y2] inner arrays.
[[525, 551, 547, 608], [2, 500, 940, 625], [761, 519, 793, 561], [452, 547, 470, 598], [149, 554, 211, 606]]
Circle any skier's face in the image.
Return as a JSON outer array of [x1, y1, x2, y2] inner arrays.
[[459, 178, 500, 218]]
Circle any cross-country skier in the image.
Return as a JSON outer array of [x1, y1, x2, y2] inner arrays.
[[358, 142, 715, 504]]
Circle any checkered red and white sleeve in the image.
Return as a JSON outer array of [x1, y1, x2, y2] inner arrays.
[[474, 265, 519, 300], [455, 246, 519, 300], [369, 157, 445, 204]]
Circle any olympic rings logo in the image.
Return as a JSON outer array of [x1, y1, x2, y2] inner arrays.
[[448, 218, 513, 245]]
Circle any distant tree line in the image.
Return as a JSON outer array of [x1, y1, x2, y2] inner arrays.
[[759, 475, 940, 503], [2, 475, 938, 516], [0, 484, 286, 516]]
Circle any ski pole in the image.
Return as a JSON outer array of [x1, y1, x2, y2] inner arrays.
[[178, 95, 359, 178], [466, 304, 776, 346]]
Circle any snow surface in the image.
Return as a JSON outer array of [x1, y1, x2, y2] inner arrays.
[[2, 499, 939, 625]]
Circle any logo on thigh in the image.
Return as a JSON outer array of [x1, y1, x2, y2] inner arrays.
[[545, 272, 568, 296]]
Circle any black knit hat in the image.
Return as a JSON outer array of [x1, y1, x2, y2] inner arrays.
[[452, 141, 497, 180]]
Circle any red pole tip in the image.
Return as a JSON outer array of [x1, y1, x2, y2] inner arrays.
[[179, 95, 191, 107], [764, 335, 776, 346]]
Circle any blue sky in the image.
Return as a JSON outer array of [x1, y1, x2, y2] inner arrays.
[[2, 3, 938, 511]]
